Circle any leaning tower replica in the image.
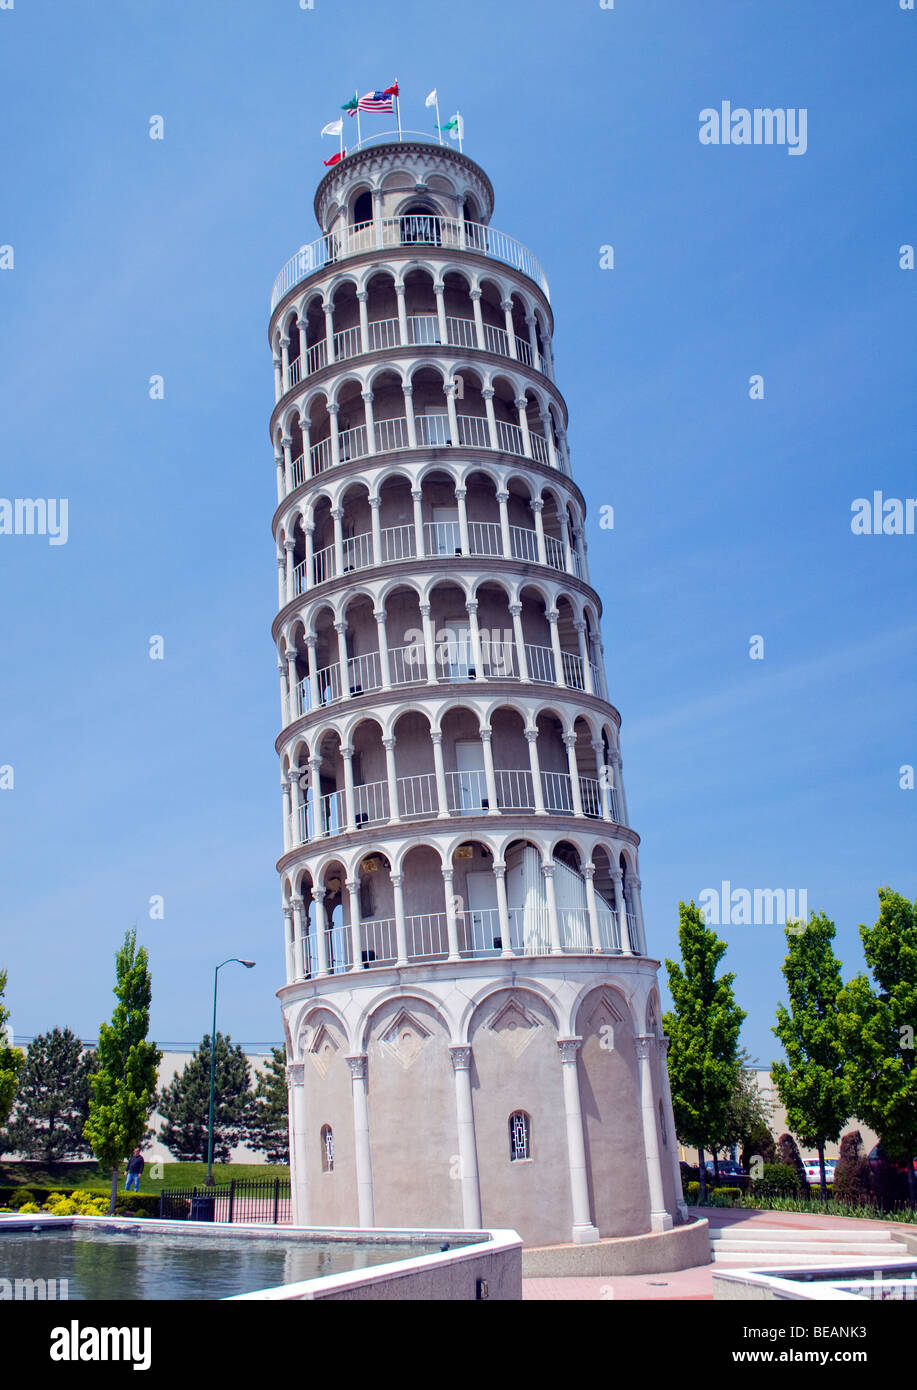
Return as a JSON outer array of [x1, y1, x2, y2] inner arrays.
[[269, 132, 685, 1246]]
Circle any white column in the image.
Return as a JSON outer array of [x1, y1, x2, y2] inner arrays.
[[543, 862, 563, 955], [659, 1036, 688, 1222], [291, 897, 307, 978], [347, 878, 364, 973], [454, 485, 470, 554], [334, 619, 350, 699], [273, 354, 282, 403], [281, 435, 294, 499], [444, 379, 459, 444], [356, 289, 370, 354], [593, 739, 613, 821], [560, 514, 575, 575], [375, 608, 391, 689], [525, 728, 545, 813], [479, 725, 500, 816], [369, 496, 382, 566], [501, 299, 518, 358], [296, 317, 308, 374], [496, 488, 511, 554], [547, 608, 566, 687], [331, 506, 345, 577], [280, 336, 291, 392], [628, 873, 646, 955], [481, 386, 497, 450], [465, 599, 483, 678], [308, 756, 322, 840], [347, 1055, 375, 1227], [277, 555, 286, 611], [341, 743, 356, 831], [510, 602, 529, 681], [283, 907, 295, 982], [288, 1063, 309, 1225], [526, 312, 540, 371], [420, 602, 438, 684], [583, 865, 603, 954], [433, 280, 448, 345], [575, 620, 594, 694], [515, 397, 532, 458], [493, 863, 513, 957], [372, 187, 385, 249], [312, 887, 329, 976], [304, 523, 315, 590], [531, 498, 548, 565], [323, 300, 335, 363], [442, 867, 461, 961], [281, 778, 292, 853], [411, 485, 425, 558], [564, 734, 584, 818], [300, 416, 313, 482], [431, 729, 449, 817], [305, 634, 319, 712], [449, 1046, 483, 1229], [279, 657, 291, 727], [328, 401, 341, 470], [636, 1034, 673, 1231], [395, 282, 408, 346], [403, 383, 417, 448], [362, 389, 376, 455], [614, 749, 630, 825], [612, 868, 631, 953], [288, 767, 301, 845], [539, 410, 558, 469], [391, 872, 409, 965], [283, 538, 296, 605], [275, 450, 285, 503], [557, 1038, 600, 1243], [470, 287, 485, 351], [382, 735, 400, 822]]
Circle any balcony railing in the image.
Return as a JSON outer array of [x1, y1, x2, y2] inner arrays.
[[271, 217, 551, 311]]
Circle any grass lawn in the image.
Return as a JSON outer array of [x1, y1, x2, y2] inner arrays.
[[0, 1161, 289, 1193]]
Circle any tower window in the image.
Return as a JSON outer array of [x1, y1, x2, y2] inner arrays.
[[353, 191, 373, 225], [509, 1110, 531, 1162], [320, 1124, 334, 1172]]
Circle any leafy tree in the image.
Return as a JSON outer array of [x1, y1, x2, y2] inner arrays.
[[0, 970, 24, 1132], [710, 1050, 774, 1175], [836, 889, 917, 1205], [740, 1119, 776, 1175], [771, 912, 850, 1197], [158, 1033, 253, 1163], [245, 1046, 290, 1164], [83, 931, 161, 1213], [0, 1028, 99, 1162], [663, 902, 746, 1202]]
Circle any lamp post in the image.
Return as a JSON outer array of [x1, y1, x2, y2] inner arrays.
[[205, 957, 256, 1187]]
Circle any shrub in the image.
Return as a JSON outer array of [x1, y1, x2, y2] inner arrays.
[[757, 1163, 802, 1193], [685, 1181, 700, 1204], [834, 1130, 870, 1200], [776, 1134, 810, 1192], [6, 1187, 37, 1209], [17, 1202, 40, 1214]]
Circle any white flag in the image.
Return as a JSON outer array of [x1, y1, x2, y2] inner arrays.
[[425, 89, 438, 107], [321, 119, 343, 137]]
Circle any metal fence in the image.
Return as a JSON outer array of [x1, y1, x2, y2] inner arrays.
[[158, 1177, 291, 1225]]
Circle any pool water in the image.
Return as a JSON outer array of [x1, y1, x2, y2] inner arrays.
[[0, 1227, 448, 1300]]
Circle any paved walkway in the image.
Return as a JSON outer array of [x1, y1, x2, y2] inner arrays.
[[521, 1208, 917, 1301]]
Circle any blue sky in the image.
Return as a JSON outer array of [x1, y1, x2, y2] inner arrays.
[[0, 0, 914, 1063]]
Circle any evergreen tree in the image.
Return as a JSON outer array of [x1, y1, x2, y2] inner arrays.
[[0, 1028, 99, 1162], [0, 970, 24, 1133], [158, 1033, 253, 1163], [83, 931, 162, 1213], [245, 1046, 290, 1164], [663, 901, 746, 1201], [837, 889, 917, 1204], [771, 912, 850, 1197], [776, 1132, 809, 1192]]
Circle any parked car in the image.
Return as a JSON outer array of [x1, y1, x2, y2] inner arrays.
[[867, 1144, 917, 1173], [802, 1159, 837, 1182], [703, 1160, 746, 1177]]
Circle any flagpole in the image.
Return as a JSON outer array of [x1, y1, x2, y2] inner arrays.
[[435, 94, 443, 145], [340, 122, 344, 159], [355, 89, 362, 149], [395, 80, 402, 140], [456, 109, 463, 153]]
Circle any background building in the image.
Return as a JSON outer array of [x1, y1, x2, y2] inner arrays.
[[270, 132, 685, 1246]]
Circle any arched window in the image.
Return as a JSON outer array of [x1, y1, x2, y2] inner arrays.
[[353, 191, 373, 226], [401, 203, 441, 246], [320, 1124, 334, 1172], [509, 1110, 531, 1162]]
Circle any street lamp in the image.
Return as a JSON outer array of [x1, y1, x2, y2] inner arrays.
[[205, 957, 256, 1187]]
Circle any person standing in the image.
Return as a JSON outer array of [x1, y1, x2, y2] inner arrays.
[[125, 1148, 145, 1192]]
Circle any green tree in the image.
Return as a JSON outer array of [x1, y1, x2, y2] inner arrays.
[[83, 931, 161, 1213], [663, 902, 746, 1201], [836, 889, 917, 1205], [771, 912, 850, 1197], [158, 1033, 253, 1163], [710, 1050, 774, 1174], [245, 1046, 290, 1164], [0, 970, 24, 1132], [0, 1028, 99, 1162]]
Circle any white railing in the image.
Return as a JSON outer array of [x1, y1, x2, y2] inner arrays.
[[295, 801, 313, 845], [530, 431, 549, 464], [496, 419, 524, 455], [374, 416, 409, 452], [515, 336, 533, 366], [325, 924, 352, 973], [457, 908, 504, 956], [389, 643, 427, 685], [311, 435, 333, 475], [353, 779, 389, 827], [596, 910, 620, 952], [320, 788, 345, 836], [306, 339, 328, 375], [415, 413, 451, 447], [292, 558, 308, 596], [406, 912, 450, 960], [541, 770, 574, 814], [380, 524, 416, 562], [368, 317, 400, 351], [446, 768, 490, 814], [494, 767, 534, 810], [291, 453, 307, 489], [360, 918, 397, 967], [313, 544, 334, 585], [484, 323, 509, 356], [289, 355, 303, 388], [558, 908, 592, 953], [479, 637, 517, 679], [562, 650, 586, 690], [348, 650, 382, 695], [294, 678, 311, 718], [525, 643, 556, 683], [579, 776, 603, 818], [544, 535, 566, 570], [338, 423, 367, 463], [467, 520, 502, 555], [425, 520, 462, 556], [397, 771, 438, 818], [509, 525, 539, 562], [271, 217, 550, 310], [590, 661, 604, 696], [626, 912, 639, 951], [316, 662, 342, 705], [333, 324, 361, 362], [342, 532, 373, 573], [457, 414, 490, 448], [407, 314, 440, 345], [446, 316, 477, 348]]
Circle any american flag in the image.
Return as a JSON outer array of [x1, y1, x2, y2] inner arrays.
[[356, 84, 398, 114]]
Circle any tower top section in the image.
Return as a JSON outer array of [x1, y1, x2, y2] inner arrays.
[[313, 139, 495, 234]]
